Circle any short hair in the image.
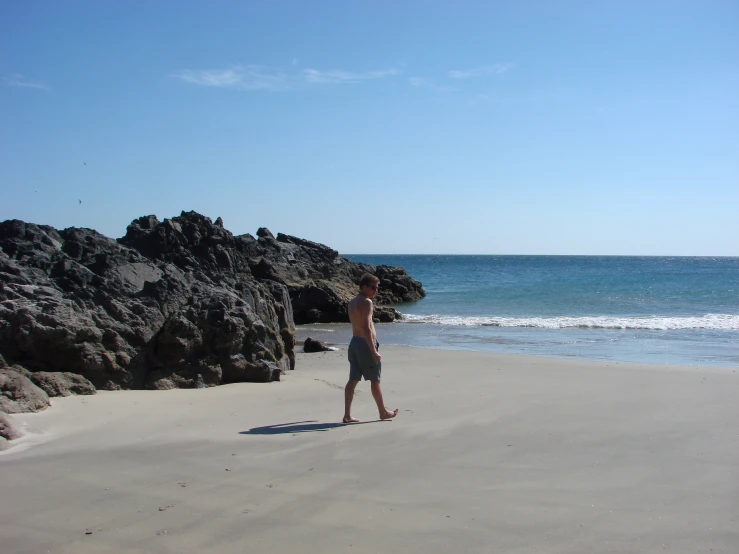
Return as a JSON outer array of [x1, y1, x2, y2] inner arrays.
[[359, 273, 380, 289]]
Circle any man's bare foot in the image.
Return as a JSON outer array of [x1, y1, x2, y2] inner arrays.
[[343, 416, 360, 424], [380, 408, 399, 420]]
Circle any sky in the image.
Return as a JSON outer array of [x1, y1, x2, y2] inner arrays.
[[1, 1, 737, 255]]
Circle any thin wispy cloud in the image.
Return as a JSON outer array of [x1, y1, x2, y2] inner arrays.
[[302, 68, 400, 84], [407, 77, 458, 92], [2, 73, 48, 90], [170, 66, 291, 91], [448, 63, 513, 79], [171, 65, 400, 91]]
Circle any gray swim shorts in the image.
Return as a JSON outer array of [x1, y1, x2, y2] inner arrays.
[[348, 336, 381, 382]]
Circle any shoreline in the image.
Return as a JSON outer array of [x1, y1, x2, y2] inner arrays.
[[2, 346, 738, 552], [296, 322, 739, 368]]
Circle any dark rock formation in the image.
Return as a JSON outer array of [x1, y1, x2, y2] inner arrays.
[[303, 337, 334, 353], [0, 211, 425, 406], [248, 230, 424, 324], [1, 213, 295, 392]]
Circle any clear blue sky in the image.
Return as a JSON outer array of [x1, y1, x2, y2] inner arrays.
[[1, 1, 737, 255]]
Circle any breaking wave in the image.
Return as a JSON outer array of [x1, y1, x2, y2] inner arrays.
[[398, 313, 739, 331]]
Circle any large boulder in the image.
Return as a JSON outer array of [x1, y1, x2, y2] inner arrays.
[[0, 366, 50, 413], [303, 337, 336, 353], [27, 371, 96, 398]]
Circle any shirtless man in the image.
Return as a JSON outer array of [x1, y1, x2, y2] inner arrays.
[[343, 273, 399, 423]]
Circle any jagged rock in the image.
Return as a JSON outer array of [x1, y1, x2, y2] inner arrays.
[[256, 227, 274, 239], [118, 212, 295, 386], [0, 213, 295, 391], [0, 367, 50, 413], [0, 411, 24, 450], [27, 371, 96, 397], [0, 210, 425, 397], [303, 337, 334, 353], [250, 232, 425, 324]]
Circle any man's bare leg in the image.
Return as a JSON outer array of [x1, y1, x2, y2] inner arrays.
[[370, 381, 398, 420], [343, 380, 360, 423]]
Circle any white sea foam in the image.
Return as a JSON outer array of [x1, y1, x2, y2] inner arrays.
[[398, 313, 739, 331]]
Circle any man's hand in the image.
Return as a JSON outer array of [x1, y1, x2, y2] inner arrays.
[[372, 352, 382, 363]]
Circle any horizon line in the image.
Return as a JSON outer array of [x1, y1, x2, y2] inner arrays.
[[341, 253, 739, 258]]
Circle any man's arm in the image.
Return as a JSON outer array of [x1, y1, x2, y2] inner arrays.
[[359, 298, 381, 362]]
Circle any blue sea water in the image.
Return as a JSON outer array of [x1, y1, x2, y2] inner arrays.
[[297, 256, 739, 367]]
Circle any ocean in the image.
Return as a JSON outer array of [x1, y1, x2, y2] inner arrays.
[[295, 255, 739, 367]]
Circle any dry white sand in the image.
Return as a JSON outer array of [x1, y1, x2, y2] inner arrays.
[[1, 347, 737, 553]]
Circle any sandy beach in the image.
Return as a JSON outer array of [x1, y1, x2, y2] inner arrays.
[[1, 346, 737, 553]]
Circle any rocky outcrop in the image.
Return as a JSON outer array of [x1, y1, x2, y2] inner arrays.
[[1, 213, 295, 392], [0, 211, 425, 404], [248, 231, 424, 324]]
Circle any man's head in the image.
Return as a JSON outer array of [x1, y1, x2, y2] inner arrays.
[[359, 273, 380, 298]]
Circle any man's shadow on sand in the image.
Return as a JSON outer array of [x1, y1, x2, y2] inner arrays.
[[240, 420, 378, 435]]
